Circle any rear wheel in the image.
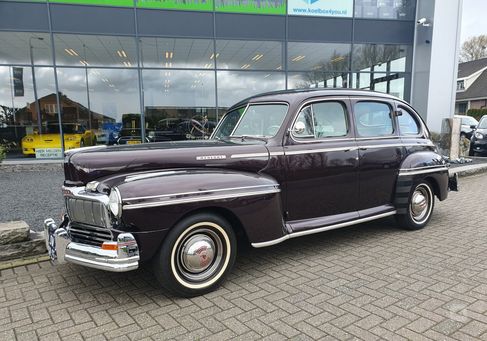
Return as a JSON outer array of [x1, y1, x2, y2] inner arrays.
[[153, 213, 237, 297], [396, 181, 435, 230]]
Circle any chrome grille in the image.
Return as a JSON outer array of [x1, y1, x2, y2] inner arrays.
[[68, 223, 113, 246], [66, 197, 110, 228]]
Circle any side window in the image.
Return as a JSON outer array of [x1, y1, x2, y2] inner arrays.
[[354, 101, 394, 137], [312, 102, 348, 138], [397, 107, 420, 135], [293, 101, 348, 139]]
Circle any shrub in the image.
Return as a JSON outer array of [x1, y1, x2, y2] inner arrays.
[[466, 108, 487, 121]]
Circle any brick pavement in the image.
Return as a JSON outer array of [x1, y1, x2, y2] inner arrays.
[[1, 173, 487, 340]]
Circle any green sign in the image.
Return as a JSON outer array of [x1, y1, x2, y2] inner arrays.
[[136, 0, 214, 11], [215, 0, 285, 15], [49, 0, 134, 6]]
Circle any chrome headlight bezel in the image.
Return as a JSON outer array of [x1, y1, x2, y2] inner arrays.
[[108, 187, 122, 218], [475, 132, 484, 140]]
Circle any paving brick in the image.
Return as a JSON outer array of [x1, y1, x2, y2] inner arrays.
[[1, 173, 487, 340]]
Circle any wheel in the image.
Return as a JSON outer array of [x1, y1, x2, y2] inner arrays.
[[153, 213, 237, 297], [396, 181, 435, 230]]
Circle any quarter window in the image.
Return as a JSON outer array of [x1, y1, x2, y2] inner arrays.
[[293, 101, 348, 139], [397, 107, 420, 135], [354, 102, 394, 137]]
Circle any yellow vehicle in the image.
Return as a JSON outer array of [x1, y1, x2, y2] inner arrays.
[[21, 122, 97, 156]]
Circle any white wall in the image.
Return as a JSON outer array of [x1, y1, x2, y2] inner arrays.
[[411, 0, 463, 133]]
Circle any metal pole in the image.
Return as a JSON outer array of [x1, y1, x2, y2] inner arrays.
[[83, 44, 92, 130], [29, 37, 42, 134]]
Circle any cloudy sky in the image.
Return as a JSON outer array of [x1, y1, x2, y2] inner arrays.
[[461, 0, 487, 44]]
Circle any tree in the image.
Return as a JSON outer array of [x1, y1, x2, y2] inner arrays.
[[460, 35, 487, 62]]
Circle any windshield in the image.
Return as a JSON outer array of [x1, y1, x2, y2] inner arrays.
[[461, 116, 478, 126], [44, 124, 85, 134], [478, 117, 487, 129], [212, 103, 288, 140]]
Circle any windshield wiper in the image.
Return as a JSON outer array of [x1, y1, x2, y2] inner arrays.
[[227, 135, 269, 142]]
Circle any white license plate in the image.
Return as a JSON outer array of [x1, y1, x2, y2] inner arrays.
[[36, 148, 63, 158]]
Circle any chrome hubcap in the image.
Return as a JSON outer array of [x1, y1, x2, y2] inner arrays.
[[175, 229, 224, 283], [410, 186, 430, 222], [181, 235, 215, 273]]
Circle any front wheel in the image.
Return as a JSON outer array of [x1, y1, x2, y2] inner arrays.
[[153, 213, 237, 297], [396, 181, 435, 230]]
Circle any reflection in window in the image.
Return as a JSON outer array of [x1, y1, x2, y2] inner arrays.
[[232, 104, 288, 137], [0, 32, 52, 65], [217, 71, 285, 108], [216, 40, 282, 71], [288, 72, 349, 89], [0, 66, 59, 158], [54, 34, 137, 67], [352, 44, 410, 72], [143, 70, 216, 141], [355, 0, 416, 20], [354, 101, 394, 137], [351, 72, 406, 99], [287, 42, 351, 72], [141, 37, 214, 69]]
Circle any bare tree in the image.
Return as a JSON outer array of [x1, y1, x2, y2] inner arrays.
[[460, 35, 487, 62]]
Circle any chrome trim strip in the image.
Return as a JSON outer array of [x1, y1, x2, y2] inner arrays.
[[285, 146, 358, 155], [125, 171, 182, 182], [230, 152, 268, 159], [400, 165, 448, 172], [123, 184, 277, 202], [398, 167, 448, 176], [251, 211, 397, 248], [269, 151, 285, 156], [124, 188, 280, 210]]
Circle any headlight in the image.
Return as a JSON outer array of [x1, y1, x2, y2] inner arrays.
[[66, 136, 77, 141], [475, 132, 484, 139], [108, 188, 122, 218], [23, 137, 34, 143]]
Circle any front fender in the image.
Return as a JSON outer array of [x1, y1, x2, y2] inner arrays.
[[110, 168, 285, 260]]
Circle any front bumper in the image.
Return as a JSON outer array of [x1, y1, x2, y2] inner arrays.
[[44, 218, 139, 272]]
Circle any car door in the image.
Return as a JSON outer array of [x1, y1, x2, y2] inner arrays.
[[351, 98, 404, 213], [284, 97, 360, 231]]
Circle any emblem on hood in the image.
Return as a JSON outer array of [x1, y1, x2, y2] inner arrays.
[[196, 155, 227, 161]]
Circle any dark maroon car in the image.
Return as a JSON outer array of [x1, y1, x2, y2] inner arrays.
[[44, 89, 457, 297]]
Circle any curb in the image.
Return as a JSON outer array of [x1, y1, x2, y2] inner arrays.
[[449, 163, 487, 177], [0, 254, 50, 270]]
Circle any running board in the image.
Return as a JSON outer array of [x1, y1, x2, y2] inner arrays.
[[251, 210, 397, 248]]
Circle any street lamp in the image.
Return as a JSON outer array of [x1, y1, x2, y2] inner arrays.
[[29, 36, 44, 134]]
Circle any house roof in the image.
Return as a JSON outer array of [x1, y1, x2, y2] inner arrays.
[[457, 69, 487, 101], [457, 57, 487, 78]]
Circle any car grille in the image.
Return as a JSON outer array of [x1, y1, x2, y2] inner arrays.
[[68, 223, 113, 246], [66, 197, 111, 228]]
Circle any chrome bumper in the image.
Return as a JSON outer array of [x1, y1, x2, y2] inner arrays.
[[44, 218, 139, 272]]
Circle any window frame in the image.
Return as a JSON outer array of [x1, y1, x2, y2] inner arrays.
[[289, 97, 354, 144], [396, 104, 423, 137]]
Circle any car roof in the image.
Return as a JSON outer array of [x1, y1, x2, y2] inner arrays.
[[229, 88, 405, 111]]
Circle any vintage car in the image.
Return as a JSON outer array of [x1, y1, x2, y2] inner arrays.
[[44, 89, 457, 297], [22, 122, 96, 156]]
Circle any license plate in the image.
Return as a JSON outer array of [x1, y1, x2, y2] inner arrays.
[[127, 140, 141, 145]]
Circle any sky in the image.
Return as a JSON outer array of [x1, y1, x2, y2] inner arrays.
[[461, 0, 487, 44]]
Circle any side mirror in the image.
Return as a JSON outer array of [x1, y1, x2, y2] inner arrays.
[[470, 125, 477, 129], [293, 121, 306, 135]]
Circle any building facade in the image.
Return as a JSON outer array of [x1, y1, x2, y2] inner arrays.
[[455, 58, 487, 114], [0, 0, 461, 159]]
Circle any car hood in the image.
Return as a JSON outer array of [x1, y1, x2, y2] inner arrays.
[[64, 139, 271, 185]]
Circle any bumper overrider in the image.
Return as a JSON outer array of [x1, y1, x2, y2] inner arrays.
[[44, 184, 140, 272], [44, 218, 139, 272]]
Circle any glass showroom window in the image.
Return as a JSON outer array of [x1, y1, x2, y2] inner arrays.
[[352, 44, 411, 73], [287, 42, 351, 73], [0, 32, 52, 66], [288, 72, 350, 89], [354, 0, 416, 20], [217, 71, 285, 108], [86, 68, 142, 145], [142, 69, 216, 142], [0, 66, 60, 159], [54, 34, 137, 68], [351, 72, 407, 99], [216, 40, 283, 71], [140, 37, 215, 69]]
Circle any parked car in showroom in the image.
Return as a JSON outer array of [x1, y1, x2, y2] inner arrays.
[[44, 89, 457, 297], [454, 114, 478, 139], [470, 115, 487, 156], [22, 122, 96, 156]]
